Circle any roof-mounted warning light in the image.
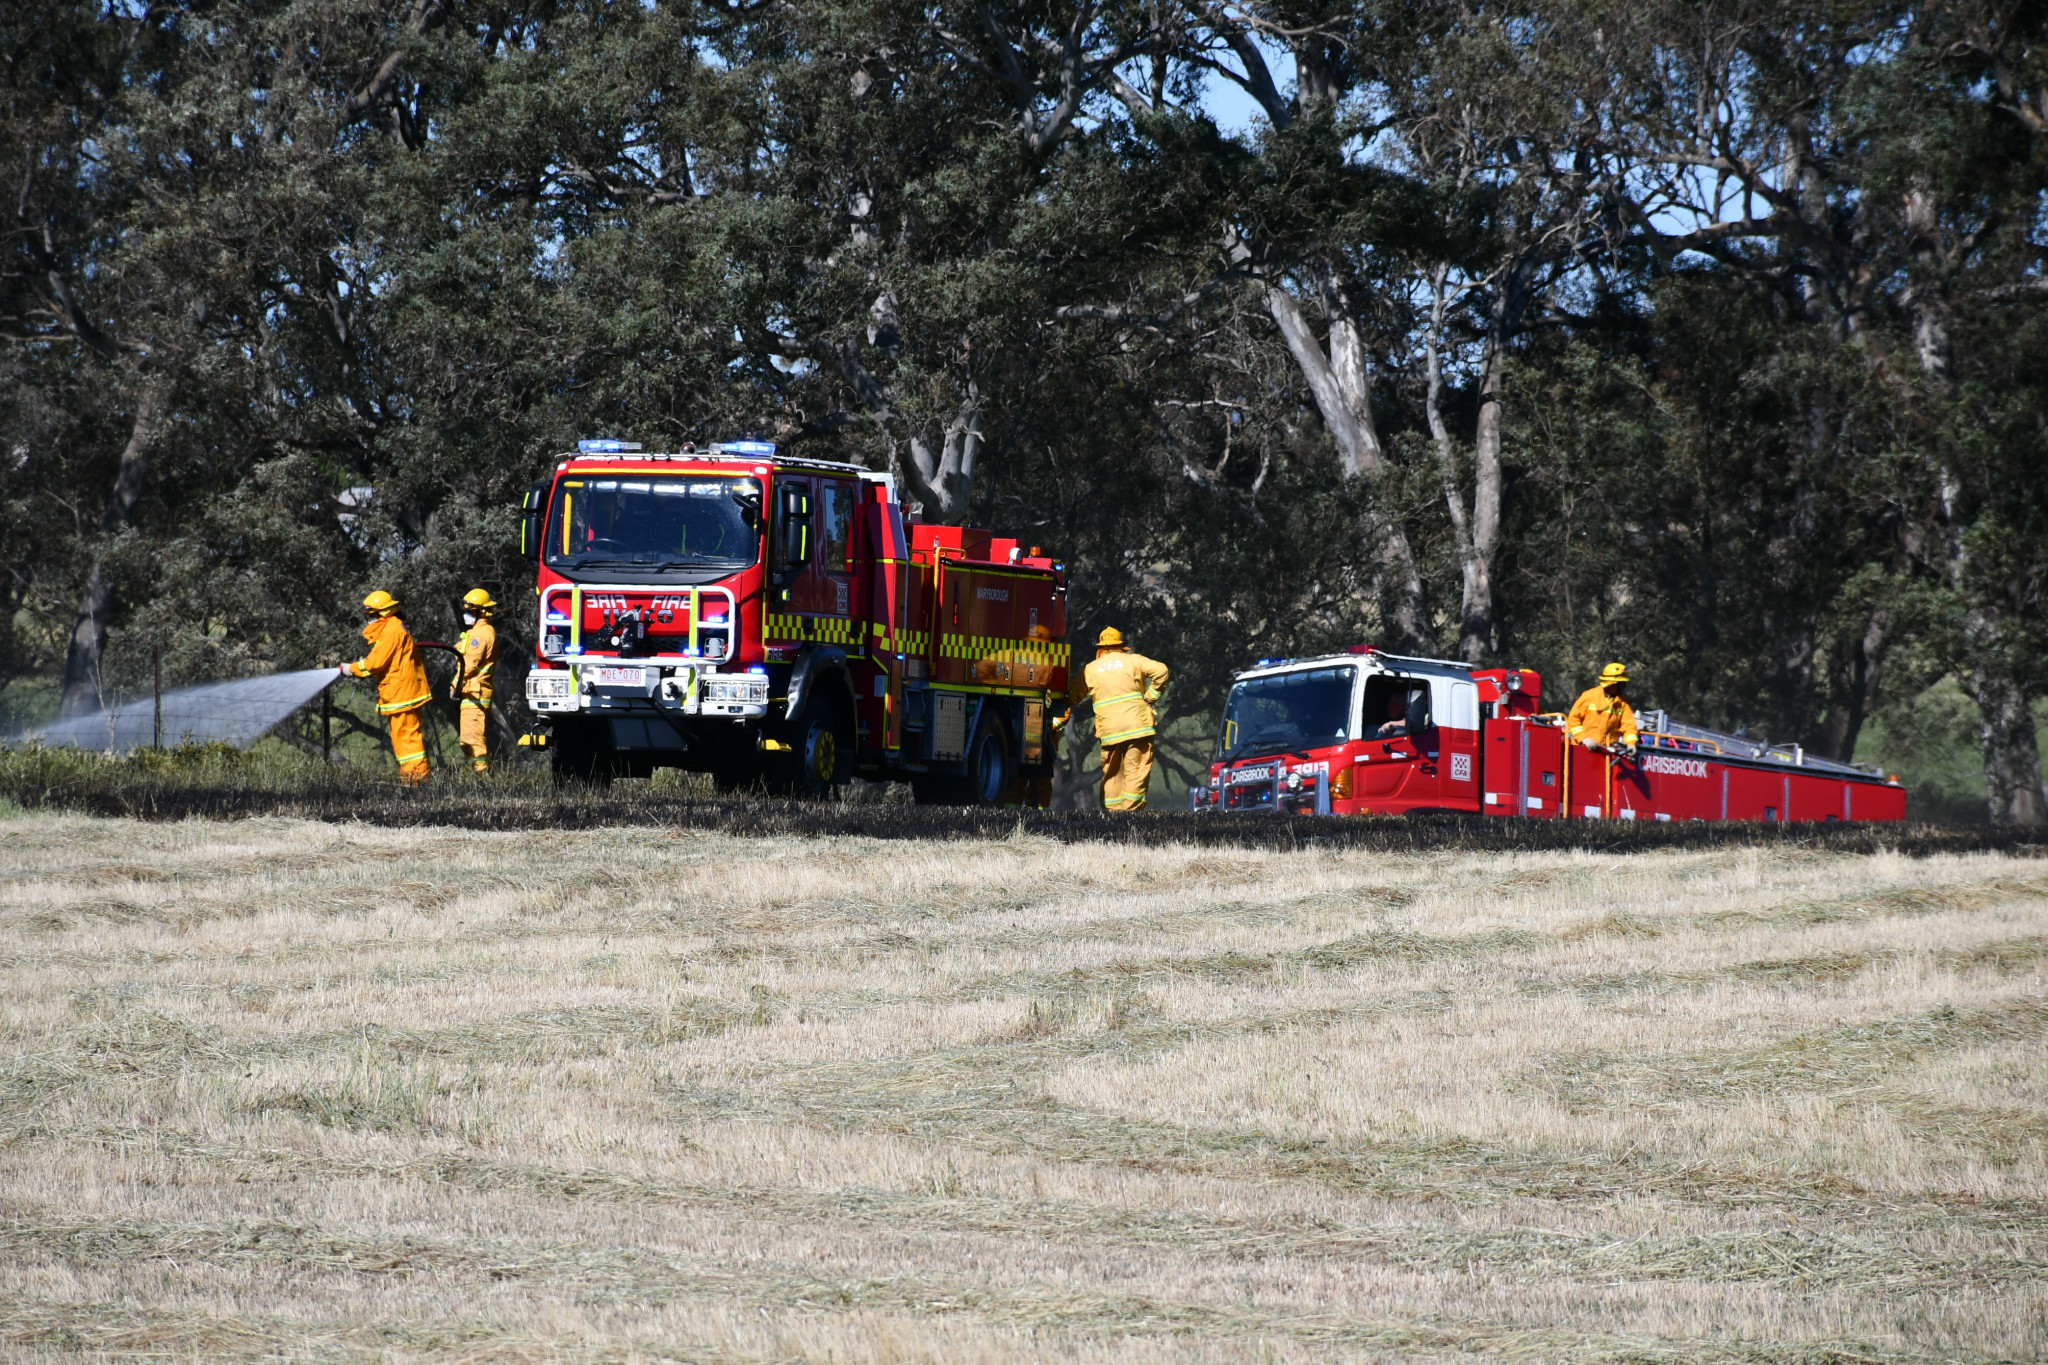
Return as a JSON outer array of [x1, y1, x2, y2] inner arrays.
[[715, 440, 778, 457], [577, 438, 643, 452]]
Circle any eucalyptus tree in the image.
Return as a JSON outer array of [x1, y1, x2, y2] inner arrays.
[[1594, 0, 2048, 815], [0, 0, 420, 714]]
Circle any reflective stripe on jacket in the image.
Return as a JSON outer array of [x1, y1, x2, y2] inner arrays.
[[1082, 650, 1170, 745], [456, 620, 497, 703], [1566, 686, 1638, 748], [348, 616, 432, 715]]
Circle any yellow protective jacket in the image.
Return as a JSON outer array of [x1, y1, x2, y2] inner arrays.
[[1080, 649, 1170, 745], [348, 615, 432, 716], [455, 618, 497, 704], [1566, 686, 1638, 748]]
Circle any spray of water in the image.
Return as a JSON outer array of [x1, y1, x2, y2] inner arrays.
[[19, 669, 339, 753]]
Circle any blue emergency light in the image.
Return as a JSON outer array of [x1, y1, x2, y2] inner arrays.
[[577, 438, 643, 452], [718, 440, 777, 456]]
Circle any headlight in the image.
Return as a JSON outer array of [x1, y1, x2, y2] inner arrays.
[[704, 675, 769, 704]]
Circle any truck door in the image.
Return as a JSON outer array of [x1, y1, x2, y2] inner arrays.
[[1355, 672, 1433, 808], [771, 475, 855, 639], [1433, 677, 1481, 813], [770, 475, 812, 622]]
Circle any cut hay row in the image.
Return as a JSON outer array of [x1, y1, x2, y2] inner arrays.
[[1, 814, 2043, 1362]]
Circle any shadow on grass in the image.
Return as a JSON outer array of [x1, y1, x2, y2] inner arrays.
[[1, 742, 2042, 856]]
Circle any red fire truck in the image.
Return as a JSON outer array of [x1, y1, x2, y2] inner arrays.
[[519, 440, 1070, 799], [1192, 647, 1907, 822]]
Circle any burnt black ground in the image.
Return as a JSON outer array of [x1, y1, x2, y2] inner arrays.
[[1, 759, 2038, 856]]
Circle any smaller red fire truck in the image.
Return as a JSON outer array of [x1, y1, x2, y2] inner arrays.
[[1192, 648, 1907, 822], [519, 439, 1070, 800]]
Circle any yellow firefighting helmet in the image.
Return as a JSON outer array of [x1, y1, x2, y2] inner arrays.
[[1599, 662, 1630, 685], [462, 588, 497, 613], [1096, 627, 1125, 648], [362, 589, 399, 616]]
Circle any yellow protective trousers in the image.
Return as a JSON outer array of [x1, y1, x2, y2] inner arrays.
[[459, 700, 489, 771], [386, 707, 430, 785], [1101, 738, 1154, 813]]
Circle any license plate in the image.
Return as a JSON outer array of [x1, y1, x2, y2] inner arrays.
[[589, 666, 647, 687]]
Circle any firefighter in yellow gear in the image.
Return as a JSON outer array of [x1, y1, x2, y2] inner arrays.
[[1071, 626, 1170, 813], [453, 588, 498, 773], [1566, 662, 1639, 754], [340, 589, 432, 784]]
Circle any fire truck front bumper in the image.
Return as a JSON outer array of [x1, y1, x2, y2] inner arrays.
[[526, 664, 770, 719]]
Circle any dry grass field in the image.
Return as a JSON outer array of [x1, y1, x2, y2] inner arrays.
[[1, 813, 2044, 1363]]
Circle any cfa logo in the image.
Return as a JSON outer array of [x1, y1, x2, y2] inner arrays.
[[977, 586, 1010, 601], [1644, 754, 1710, 779]]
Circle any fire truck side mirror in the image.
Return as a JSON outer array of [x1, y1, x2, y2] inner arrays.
[[771, 486, 811, 584], [519, 484, 546, 562]]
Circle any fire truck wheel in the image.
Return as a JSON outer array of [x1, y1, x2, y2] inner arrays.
[[769, 691, 851, 799], [963, 713, 1013, 805]]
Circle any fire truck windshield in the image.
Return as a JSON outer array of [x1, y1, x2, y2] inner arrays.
[[546, 475, 760, 574], [1217, 666, 1356, 760]]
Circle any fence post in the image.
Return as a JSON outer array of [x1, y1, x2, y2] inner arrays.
[[152, 646, 162, 750], [322, 687, 332, 764]]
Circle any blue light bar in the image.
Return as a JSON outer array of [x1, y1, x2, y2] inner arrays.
[[718, 440, 777, 456], [577, 438, 643, 452]]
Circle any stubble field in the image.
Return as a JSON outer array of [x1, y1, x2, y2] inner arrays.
[[1, 813, 2044, 1363]]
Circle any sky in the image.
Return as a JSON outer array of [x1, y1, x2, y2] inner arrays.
[[1199, 67, 1269, 139]]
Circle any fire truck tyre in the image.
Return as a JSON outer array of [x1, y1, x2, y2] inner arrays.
[[962, 714, 1014, 806], [771, 691, 851, 799]]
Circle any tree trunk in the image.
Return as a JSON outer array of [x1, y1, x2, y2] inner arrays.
[[60, 385, 166, 718], [1264, 284, 1381, 474], [1424, 266, 1486, 664], [900, 383, 981, 524], [1263, 282, 1427, 651], [1971, 667, 2047, 824], [1464, 306, 1510, 662], [1812, 606, 1889, 762], [1898, 190, 2044, 822]]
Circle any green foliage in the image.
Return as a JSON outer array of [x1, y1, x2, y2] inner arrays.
[[3, 0, 2045, 818]]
